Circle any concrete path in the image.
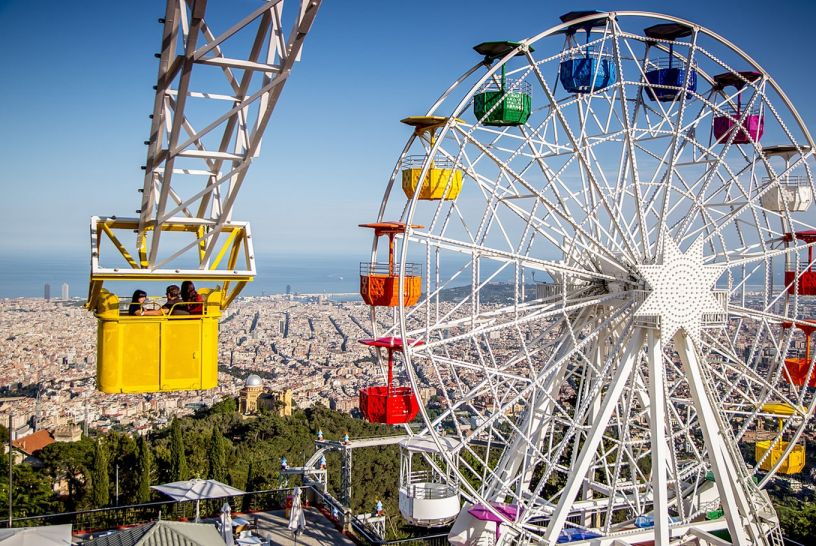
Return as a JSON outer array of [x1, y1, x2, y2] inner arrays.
[[252, 509, 354, 546]]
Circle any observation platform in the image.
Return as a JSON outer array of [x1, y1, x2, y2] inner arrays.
[[252, 508, 355, 545]]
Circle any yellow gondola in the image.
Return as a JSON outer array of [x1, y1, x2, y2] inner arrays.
[[754, 402, 807, 474], [400, 116, 464, 201]]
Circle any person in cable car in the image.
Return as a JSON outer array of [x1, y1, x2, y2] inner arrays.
[[127, 289, 163, 317], [181, 280, 204, 315], [162, 285, 190, 315]]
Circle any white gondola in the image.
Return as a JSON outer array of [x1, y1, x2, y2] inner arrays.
[[398, 436, 461, 527], [760, 145, 813, 212], [760, 177, 813, 212]]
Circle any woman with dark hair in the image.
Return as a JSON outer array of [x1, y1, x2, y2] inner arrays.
[[128, 289, 162, 316], [181, 280, 204, 315]]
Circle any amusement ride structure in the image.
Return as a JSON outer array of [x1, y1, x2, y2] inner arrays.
[[352, 9, 816, 546], [85, 0, 322, 393], [78, 4, 816, 545]]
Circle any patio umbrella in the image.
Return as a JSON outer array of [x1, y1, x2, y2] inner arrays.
[[287, 487, 306, 545], [219, 502, 235, 546], [0, 524, 72, 545], [152, 479, 245, 522]]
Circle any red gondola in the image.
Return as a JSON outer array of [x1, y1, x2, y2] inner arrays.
[[783, 231, 816, 296], [358, 337, 423, 424], [782, 322, 816, 388]]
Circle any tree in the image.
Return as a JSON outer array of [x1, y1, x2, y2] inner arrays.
[[169, 419, 189, 481], [91, 439, 110, 507], [0, 461, 56, 519], [241, 461, 254, 512], [39, 438, 94, 511], [207, 428, 226, 483], [136, 435, 153, 503]]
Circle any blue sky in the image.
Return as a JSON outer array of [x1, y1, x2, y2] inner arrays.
[[1, 0, 814, 261]]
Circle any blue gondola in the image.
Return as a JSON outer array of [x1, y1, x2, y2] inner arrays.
[[558, 11, 617, 94], [643, 23, 697, 102], [634, 514, 681, 528], [557, 527, 602, 543]]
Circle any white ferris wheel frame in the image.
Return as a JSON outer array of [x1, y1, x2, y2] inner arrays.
[[370, 10, 816, 546]]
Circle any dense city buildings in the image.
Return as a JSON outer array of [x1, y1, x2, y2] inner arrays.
[[0, 295, 438, 439]]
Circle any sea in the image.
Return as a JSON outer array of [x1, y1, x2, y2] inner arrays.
[[0, 252, 773, 300], [0, 252, 364, 299]]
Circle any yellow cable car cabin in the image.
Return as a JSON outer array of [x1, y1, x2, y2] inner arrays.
[[94, 287, 221, 393], [87, 217, 255, 394]]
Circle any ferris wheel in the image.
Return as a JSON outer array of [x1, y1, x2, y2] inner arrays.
[[364, 10, 816, 546]]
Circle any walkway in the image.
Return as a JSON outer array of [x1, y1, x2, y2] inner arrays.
[[253, 508, 355, 546]]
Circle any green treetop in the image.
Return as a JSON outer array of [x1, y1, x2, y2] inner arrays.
[[137, 435, 153, 503], [91, 439, 110, 507], [169, 419, 189, 481], [207, 427, 227, 483]]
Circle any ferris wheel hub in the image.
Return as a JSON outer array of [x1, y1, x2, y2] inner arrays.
[[635, 229, 726, 342]]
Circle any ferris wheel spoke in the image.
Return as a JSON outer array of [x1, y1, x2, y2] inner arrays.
[[525, 49, 641, 261], [408, 230, 615, 282], [539, 327, 645, 541], [454, 124, 635, 263], [410, 291, 615, 351], [608, 24, 651, 257], [702, 337, 783, 410]]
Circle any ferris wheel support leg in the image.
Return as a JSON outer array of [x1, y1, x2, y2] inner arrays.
[[580, 327, 606, 528], [488, 313, 589, 500], [647, 330, 670, 545], [541, 328, 645, 543], [675, 332, 752, 545]]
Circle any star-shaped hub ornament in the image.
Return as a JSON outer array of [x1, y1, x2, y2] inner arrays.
[[635, 228, 726, 344]]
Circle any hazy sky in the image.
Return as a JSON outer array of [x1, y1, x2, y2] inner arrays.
[[1, 0, 814, 260]]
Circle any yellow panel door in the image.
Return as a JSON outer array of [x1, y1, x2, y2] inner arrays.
[[161, 318, 203, 390], [120, 320, 162, 393]]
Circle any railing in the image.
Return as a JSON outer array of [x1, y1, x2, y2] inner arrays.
[[360, 262, 422, 276], [378, 535, 450, 546], [645, 56, 696, 70], [402, 155, 454, 170], [536, 282, 588, 300], [560, 46, 614, 60], [702, 289, 729, 326], [477, 79, 532, 95], [119, 300, 204, 315], [3, 487, 298, 532], [762, 175, 810, 188], [717, 105, 761, 117], [403, 482, 458, 500]]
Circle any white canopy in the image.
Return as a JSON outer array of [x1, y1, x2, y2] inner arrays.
[[152, 479, 244, 522], [0, 524, 72, 546], [151, 479, 244, 502]]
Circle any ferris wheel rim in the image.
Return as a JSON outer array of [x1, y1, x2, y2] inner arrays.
[[369, 11, 815, 542]]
